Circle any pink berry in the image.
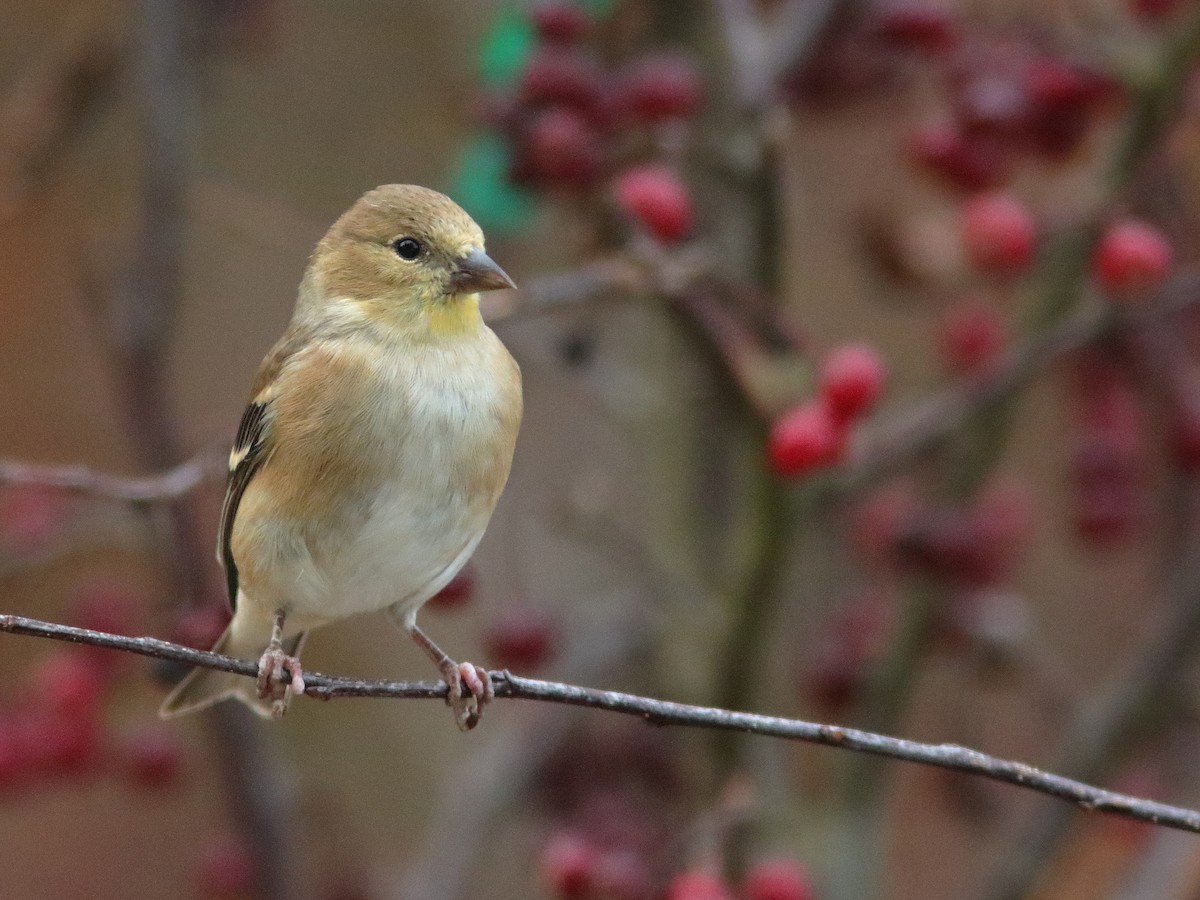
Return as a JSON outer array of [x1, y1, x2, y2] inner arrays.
[[613, 165, 693, 243], [198, 837, 258, 898], [541, 831, 598, 898], [0, 718, 30, 792], [874, 3, 960, 55], [484, 608, 558, 671], [22, 707, 102, 776], [666, 870, 733, 900], [622, 53, 703, 122], [850, 483, 918, 569], [767, 400, 844, 478], [938, 302, 1007, 376], [520, 108, 604, 189], [820, 344, 887, 421], [1093, 219, 1172, 298], [742, 859, 815, 900], [121, 727, 186, 789], [427, 564, 477, 610], [962, 192, 1036, 276], [31, 652, 104, 717], [532, 3, 590, 44]]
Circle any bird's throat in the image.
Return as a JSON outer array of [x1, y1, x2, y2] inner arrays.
[[426, 293, 483, 337]]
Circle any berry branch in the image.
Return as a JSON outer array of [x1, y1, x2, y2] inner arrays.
[[3, 611, 1200, 836]]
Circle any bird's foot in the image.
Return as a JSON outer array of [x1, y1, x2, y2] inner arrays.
[[256, 647, 305, 718], [441, 660, 493, 732]]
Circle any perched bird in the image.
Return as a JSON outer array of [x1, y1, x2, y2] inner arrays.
[[160, 184, 522, 729]]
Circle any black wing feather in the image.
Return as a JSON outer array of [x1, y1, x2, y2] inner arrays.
[[219, 400, 272, 610]]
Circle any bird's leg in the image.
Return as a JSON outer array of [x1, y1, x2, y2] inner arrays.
[[256, 610, 305, 718], [407, 623, 492, 731]]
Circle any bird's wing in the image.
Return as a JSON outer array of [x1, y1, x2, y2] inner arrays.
[[218, 328, 312, 610]]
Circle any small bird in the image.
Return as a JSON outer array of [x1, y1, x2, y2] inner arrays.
[[160, 184, 522, 730]]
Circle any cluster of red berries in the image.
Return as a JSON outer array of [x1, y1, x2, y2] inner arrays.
[[483, 2, 699, 242], [0, 584, 186, 794], [664, 861, 814, 900], [767, 344, 888, 478]]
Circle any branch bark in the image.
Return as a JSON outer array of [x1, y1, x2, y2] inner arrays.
[[3, 612, 1200, 836]]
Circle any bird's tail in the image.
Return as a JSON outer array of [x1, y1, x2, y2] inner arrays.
[[158, 622, 306, 720]]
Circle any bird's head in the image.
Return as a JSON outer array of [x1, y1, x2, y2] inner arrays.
[[303, 184, 515, 336]]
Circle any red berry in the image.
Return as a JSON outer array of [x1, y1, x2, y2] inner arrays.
[[938, 302, 1007, 376], [520, 108, 604, 189], [874, 3, 960, 56], [70, 580, 139, 636], [541, 831, 598, 898], [962, 192, 1036, 276], [198, 837, 258, 898], [0, 485, 70, 556], [520, 48, 607, 117], [622, 53, 703, 122], [484, 608, 558, 671], [1093, 219, 1172, 299], [613, 165, 693, 243], [667, 870, 733, 900], [532, 3, 590, 45], [121, 727, 186, 789], [22, 707, 102, 776], [820, 343, 887, 420], [742, 859, 815, 900], [907, 124, 1013, 191], [767, 400, 844, 478], [31, 652, 105, 716], [427, 563, 477, 610]]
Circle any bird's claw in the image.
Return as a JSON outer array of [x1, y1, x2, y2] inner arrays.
[[443, 661, 492, 731], [257, 647, 305, 718]]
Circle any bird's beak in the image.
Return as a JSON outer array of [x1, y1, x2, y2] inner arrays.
[[450, 248, 517, 294]]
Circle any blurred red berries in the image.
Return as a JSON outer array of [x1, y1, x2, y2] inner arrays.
[[907, 124, 1012, 192], [873, 3, 960, 56], [1092, 219, 1172, 299], [742, 859, 815, 900], [532, 3, 590, 45], [961, 192, 1036, 276], [520, 108, 604, 189], [667, 870, 734, 900], [484, 608, 558, 671], [820, 344, 887, 421], [198, 837, 258, 898], [613, 165, 693, 243], [171, 602, 232, 650], [767, 401, 843, 478], [121, 727, 186, 789], [31, 652, 105, 717], [427, 563, 477, 610], [938, 302, 1006, 376], [542, 831, 599, 898], [622, 54, 703, 123]]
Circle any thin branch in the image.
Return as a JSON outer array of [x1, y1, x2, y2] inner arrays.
[[0, 448, 224, 504], [3, 613, 1200, 836]]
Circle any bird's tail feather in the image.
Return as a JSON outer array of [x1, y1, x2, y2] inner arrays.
[[158, 624, 306, 719]]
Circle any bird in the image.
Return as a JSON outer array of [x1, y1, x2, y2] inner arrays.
[[159, 184, 522, 730]]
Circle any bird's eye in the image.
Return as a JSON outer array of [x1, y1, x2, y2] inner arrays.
[[393, 237, 422, 260]]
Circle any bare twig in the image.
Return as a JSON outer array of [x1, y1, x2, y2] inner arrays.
[[0, 449, 224, 504], [2, 612, 1200, 836]]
